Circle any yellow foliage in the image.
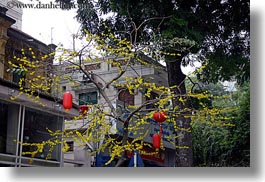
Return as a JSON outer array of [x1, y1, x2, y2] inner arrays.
[[9, 26, 240, 167]]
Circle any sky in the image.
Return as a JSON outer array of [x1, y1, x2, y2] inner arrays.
[[21, 0, 201, 74], [22, 0, 202, 75], [22, 0, 81, 49]]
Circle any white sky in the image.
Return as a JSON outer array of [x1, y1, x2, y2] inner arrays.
[[20, 1, 200, 74], [21, 0, 81, 49]]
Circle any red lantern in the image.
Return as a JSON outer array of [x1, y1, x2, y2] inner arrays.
[[152, 134, 161, 149], [79, 105, 89, 116], [63, 92, 73, 111], [153, 111, 167, 123]]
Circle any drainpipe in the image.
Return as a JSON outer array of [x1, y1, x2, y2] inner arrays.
[[15, 104, 22, 166], [18, 105, 25, 167]]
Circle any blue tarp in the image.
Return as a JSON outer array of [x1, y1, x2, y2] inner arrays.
[[128, 150, 144, 167]]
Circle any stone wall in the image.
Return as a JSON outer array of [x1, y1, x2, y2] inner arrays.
[[0, 7, 15, 79]]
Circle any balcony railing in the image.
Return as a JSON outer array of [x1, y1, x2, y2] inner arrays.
[[0, 153, 86, 167]]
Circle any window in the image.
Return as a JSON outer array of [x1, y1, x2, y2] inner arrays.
[[62, 86, 66, 92], [23, 107, 64, 160], [0, 101, 8, 153], [145, 91, 159, 109], [66, 141, 74, 152], [79, 91, 98, 105], [118, 89, 134, 106], [13, 72, 25, 86]]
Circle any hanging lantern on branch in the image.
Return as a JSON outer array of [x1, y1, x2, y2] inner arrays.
[[153, 111, 167, 123], [152, 111, 166, 149], [152, 133, 161, 149], [152, 124, 163, 149], [79, 105, 89, 116], [63, 92, 73, 111]]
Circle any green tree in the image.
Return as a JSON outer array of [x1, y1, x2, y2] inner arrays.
[[192, 81, 250, 166], [56, 0, 250, 167], [7, 28, 248, 167]]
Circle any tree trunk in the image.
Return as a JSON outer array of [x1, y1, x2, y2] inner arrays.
[[166, 58, 193, 167]]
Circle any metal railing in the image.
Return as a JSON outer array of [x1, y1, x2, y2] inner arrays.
[[0, 153, 86, 167]]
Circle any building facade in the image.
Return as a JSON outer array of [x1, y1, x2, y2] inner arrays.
[[0, 5, 79, 167], [57, 56, 176, 167], [0, 0, 22, 30]]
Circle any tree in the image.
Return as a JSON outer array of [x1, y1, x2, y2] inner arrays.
[[55, 0, 250, 166], [6, 29, 242, 167], [192, 81, 250, 166], [57, 0, 250, 83]]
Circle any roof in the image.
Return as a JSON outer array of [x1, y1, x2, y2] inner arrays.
[[7, 27, 57, 53], [0, 78, 79, 117], [0, 6, 16, 24]]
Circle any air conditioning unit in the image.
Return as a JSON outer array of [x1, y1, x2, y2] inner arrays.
[[77, 73, 91, 83], [77, 74, 83, 82]]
